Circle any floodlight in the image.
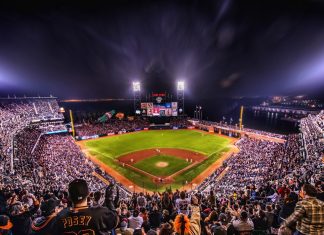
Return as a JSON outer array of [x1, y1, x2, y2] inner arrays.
[[132, 81, 141, 92], [177, 81, 185, 91]]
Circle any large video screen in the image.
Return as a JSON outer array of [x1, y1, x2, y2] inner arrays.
[[141, 102, 178, 117]]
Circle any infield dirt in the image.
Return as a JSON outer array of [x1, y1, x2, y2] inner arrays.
[[117, 148, 206, 164]]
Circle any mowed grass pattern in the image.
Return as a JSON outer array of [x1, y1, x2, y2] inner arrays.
[[133, 155, 190, 177], [85, 129, 229, 157], [83, 130, 231, 191]]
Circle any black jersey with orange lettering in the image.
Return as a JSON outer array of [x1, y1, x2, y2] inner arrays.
[[30, 215, 57, 235], [53, 206, 119, 235]]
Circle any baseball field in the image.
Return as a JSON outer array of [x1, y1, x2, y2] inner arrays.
[[78, 129, 235, 192]]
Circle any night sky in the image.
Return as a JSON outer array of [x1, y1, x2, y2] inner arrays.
[[0, 0, 324, 99]]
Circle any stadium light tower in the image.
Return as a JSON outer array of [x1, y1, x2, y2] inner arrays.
[[177, 81, 185, 115], [177, 81, 185, 91], [133, 81, 141, 92], [132, 81, 141, 115]]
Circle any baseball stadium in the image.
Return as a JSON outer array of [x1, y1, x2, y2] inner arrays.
[[1, 1, 324, 235]]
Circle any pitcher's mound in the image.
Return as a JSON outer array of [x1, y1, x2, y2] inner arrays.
[[156, 161, 169, 168]]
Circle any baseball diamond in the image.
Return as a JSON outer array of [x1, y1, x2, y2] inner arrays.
[[78, 129, 235, 192]]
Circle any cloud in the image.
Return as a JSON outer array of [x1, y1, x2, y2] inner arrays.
[[220, 73, 240, 88]]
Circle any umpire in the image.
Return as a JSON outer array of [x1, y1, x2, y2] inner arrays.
[[53, 179, 119, 235]]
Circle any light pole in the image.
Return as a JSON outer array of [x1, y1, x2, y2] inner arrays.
[[199, 106, 202, 120], [177, 81, 185, 115], [132, 81, 141, 115]]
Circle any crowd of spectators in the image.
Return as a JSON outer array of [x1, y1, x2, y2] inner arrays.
[[75, 117, 192, 138], [299, 112, 324, 163], [0, 174, 323, 235], [9, 133, 131, 197], [0, 98, 64, 175], [213, 138, 286, 195], [194, 120, 286, 139], [11, 127, 42, 183], [75, 119, 150, 137], [169, 117, 192, 129], [0, 99, 323, 234]]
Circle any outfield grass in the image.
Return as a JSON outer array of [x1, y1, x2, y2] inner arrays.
[[83, 130, 231, 191], [133, 155, 190, 177], [85, 130, 229, 156]]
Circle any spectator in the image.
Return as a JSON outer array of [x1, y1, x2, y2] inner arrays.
[[54, 179, 119, 234], [175, 191, 190, 215], [115, 219, 133, 235], [159, 222, 173, 235], [8, 192, 39, 235], [137, 192, 147, 209], [128, 209, 143, 230], [148, 205, 162, 229], [209, 213, 227, 235], [0, 215, 13, 235], [279, 192, 298, 223], [30, 198, 60, 235], [174, 195, 201, 235], [161, 192, 173, 215], [281, 184, 324, 235], [231, 211, 254, 234], [252, 209, 268, 233]]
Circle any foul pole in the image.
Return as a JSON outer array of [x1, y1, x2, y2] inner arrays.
[[239, 106, 244, 130], [69, 109, 75, 137]]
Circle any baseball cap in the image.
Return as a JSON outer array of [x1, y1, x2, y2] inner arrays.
[[120, 220, 127, 231], [0, 215, 13, 230], [41, 198, 59, 216], [219, 213, 227, 222], [203, 208, 211, 214], [146, 229, 157, 235], [68, 179, 89, 203]]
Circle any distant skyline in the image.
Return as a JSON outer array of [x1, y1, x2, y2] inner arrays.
[[1, 0, 324, 100]]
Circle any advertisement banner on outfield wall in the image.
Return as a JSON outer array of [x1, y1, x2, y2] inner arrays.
[[78, 135, 99, 140]]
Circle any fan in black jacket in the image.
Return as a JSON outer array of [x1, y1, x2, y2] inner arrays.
[[53, 179, 119, 235], [30, 198, 61, 235], [8, 192, 40, 235]]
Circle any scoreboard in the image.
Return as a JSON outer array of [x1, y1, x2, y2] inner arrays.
[[141, 102, 178, 117]]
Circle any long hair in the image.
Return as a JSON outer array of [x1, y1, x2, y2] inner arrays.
[[174, 214, 190, 235]]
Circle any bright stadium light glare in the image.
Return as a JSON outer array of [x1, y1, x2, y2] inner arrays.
[[132, 81, 141, 92], [177, 81, 185, 91]]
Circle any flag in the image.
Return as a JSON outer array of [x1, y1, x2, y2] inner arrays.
[[116, 112, 125, 120], [106, 110, 115, 119], [98, 110, 116, 123]]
